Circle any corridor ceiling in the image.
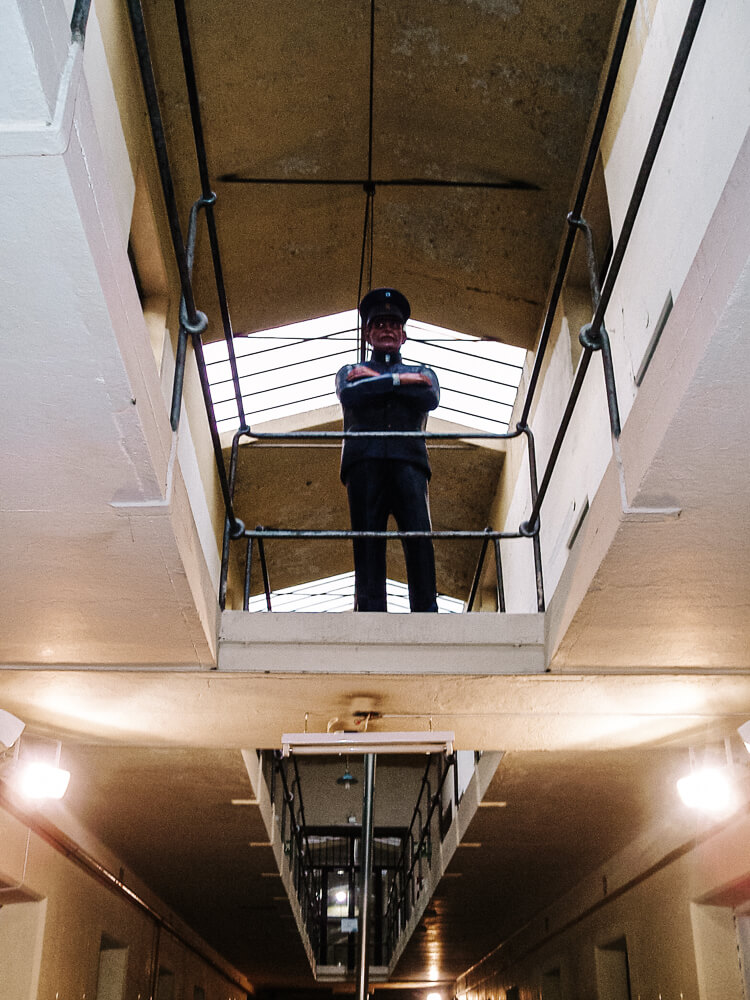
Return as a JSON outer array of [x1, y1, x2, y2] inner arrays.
[[144, 0, 621, 347]]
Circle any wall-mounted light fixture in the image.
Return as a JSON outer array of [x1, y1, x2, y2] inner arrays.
[[0, 715, 71, 802], [0, 709, 25, 751], [737, 721, 750, 754], [676, 739, 740, 815], [676, 766, 733, 813]]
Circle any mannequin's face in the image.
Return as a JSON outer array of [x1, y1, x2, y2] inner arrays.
[[366, 316, 406, 353]]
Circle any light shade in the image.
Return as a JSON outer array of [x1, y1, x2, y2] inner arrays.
[[281, 731, 455, 757], [0, 709, 25, 750], [676, 767, 733, 813], [18, 761, 71, 800], [738, 721, 750, 754]]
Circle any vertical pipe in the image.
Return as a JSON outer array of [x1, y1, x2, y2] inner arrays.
[[493, 539, 506, 612], [320, 867, 329, 964], [257, 529, 272, 610], [219, 434, 242, 609], [466, 528, 491, 611], [243, 536, 254, 610], [149, 922, 161, 1000], [523, 428, 546, 612], [357, 753, 376, 1000]]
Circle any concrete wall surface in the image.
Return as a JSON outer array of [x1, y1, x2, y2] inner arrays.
[[0, 800, 249, 1000], [456, 808, 750, 1000]]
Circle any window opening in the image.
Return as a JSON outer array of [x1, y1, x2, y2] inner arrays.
[[155, 968, 175, 1000], [204, 311, 526, 435], [541, 967, 563, 1000], [95, 934, 129, 1000], [243, 571, 463, 614], [595, 937, 632, 1000], [128, 165, 170, 371], [0, 898, 47, 1000]]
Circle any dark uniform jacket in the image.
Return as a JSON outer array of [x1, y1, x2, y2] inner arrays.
[[335, 349, 440, 482]]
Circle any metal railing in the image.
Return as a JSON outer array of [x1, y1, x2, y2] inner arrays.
[[272, 753, 321, 959], [263, 750, 457, 973], [382, 752, 455, 962], [122, 0, 707, 615]]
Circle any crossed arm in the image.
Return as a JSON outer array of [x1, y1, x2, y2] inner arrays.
[[336, 364, 440, 409], [345, 365, 431, 385]]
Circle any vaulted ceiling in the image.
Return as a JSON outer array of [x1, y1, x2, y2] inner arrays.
[[144, 0, 620, 346]]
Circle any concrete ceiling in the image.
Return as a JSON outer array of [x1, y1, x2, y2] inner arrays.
[[56, 742, 693, 994], [144, 0, 621, 346]]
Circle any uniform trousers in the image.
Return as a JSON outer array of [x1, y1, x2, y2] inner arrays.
[[345, 459, 438, 612]]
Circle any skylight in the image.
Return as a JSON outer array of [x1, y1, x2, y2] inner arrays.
[[245, 572, 464, 613], [203, 310, 526, 435]]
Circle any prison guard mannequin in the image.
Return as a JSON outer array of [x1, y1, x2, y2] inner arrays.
[[336, 288, 440, 612]]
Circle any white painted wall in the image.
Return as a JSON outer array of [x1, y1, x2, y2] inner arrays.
[[0, 804, 247, 1000], [496, 0, 750, 617]]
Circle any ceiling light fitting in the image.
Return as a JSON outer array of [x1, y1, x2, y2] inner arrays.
[[738, 721, 750, 754], [0, 717, 70, 801], [281, 731, 455, 756], [0, 709, 25, 751], [676, 738, 743, 815], [337, 759, 359, 789]]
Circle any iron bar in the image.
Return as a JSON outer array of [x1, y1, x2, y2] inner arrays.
[[590, 0, 707, 336], [172, 0, 247, 428], [243, 537, 254, 611], [70, 0, 92, 41], [566, 214, 622, 439], [494, 539, 506, 612], [221, 401, 515, 432], [219, 516, 231, 612], [520, 0, 706, 534], [125, 0, 200, 325], [209, 346, 354, 388], [356, 754, 376, 1000], [126, 0, 245, 535], [219, 433, 242, 610], [191, 332, 244, 534], [234, 429, 521, 441], [257, 528, 272, 610], [523, 350, 592, 535], [203, 329, 524, 350], [518, 0, 637, 428], [170, 325, 188, 430], [219, 174, 538, 191], [383, 755, 454, 959], [241, 528, 522, 540], [275, 755, 318, 950], [466, 529, 492, 612], [171, 197, 201, 431], [522, 426, 546, 612], [598, 328, 622, 438]]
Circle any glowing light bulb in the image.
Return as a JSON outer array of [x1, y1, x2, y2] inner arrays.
[[676, 767, 733, 812], [18, 762, 70, 800], [335, 890, 347, 903]]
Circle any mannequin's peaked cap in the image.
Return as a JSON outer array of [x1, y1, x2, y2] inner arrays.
[[359, 288, 410, 328]]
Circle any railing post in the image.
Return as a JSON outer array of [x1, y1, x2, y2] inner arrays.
[[357, 754, 376, 1000], [493, 539, 506, 612]]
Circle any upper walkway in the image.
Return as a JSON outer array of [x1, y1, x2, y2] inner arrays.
[[219, 611, 545, 674]]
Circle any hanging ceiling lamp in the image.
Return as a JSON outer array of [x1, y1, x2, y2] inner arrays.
[[336, 759, 358, 789]]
